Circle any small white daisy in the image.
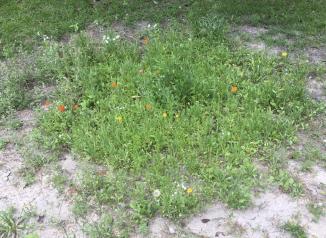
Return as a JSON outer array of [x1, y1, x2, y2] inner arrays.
[[153, 189, 161, 198]]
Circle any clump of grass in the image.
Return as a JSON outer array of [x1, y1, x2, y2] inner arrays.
[[0, 139, 7, 151], [300, 160, 314, 172], [307, 203, 325, 222], [0, 208, 26, 238], [0, 0, 191, 58], [83, 214, 117, 238], [52, 170, 68, 193], [273, 170, 303, 196], [268, 152, 303, 196], [282, 222, 307, 238]]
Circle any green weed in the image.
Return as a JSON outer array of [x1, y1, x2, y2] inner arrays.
[[268, 152, 304, 196], [0, 139, 7, 151], [282, 222, 307, 238], [307, 203, 325, 222], [0, 208, 26, 238], [272, 170, 303, 196]]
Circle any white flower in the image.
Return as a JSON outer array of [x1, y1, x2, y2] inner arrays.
[[103, 34, 120, 43], [180, 182, 187, 190], [153, 189, 161, 198], [42, 35, 50, 42], [103, 35, 110, 44], [113, 35, 120, 41]]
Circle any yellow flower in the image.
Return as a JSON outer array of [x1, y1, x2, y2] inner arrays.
[[186, 187, 193, 194], [144, 103, 153, 111], [115, 116, 123, 123], [162, 112, 168, 118], [281, 51, 288, 58]]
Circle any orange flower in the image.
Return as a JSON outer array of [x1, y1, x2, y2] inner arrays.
[[111, 82, 118, 88], [72, 104, 80, 111], [143, 36, 149, 45], [162, 112, 168, 118], [230, 85, 238, 94], [57, 104, 65, 112], [145, 103, 153, 111]]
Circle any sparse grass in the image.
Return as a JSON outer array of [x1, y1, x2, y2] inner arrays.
[[300, 160, 314, 172], [304, 146, 324, 161], [289, 151, 302, 160], [0, 0, 94, 57], [18, 133, 58, 185], [282, 222, 307, 238], [0, 139, 7, 151], [2, 0, 325, 59], [272, 169, 303, 196], [72, 196, 89, 218], [268, 151, 304, 196], [200, 0, 326, 47], [0, 53, 54, 118], [0, 0, 190, 58], [52, 170, 68, 193], [307, 203, 325, 222], [83, 214, 118, 238], [300, 146, 326, 171]]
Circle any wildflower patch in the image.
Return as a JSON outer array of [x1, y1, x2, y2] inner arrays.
[[37, 29, 316, 231]]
